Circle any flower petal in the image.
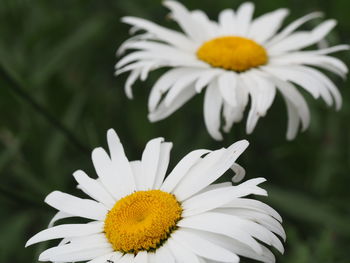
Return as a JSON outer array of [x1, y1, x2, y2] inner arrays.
[[45, 191, 108, 221]]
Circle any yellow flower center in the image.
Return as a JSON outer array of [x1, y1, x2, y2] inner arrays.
[[104, 190, 182, 254], [196, 36, 268, 72]]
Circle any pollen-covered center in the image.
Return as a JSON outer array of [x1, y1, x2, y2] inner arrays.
[[197, 36, 268, 72], [104, 190, 182, 254]]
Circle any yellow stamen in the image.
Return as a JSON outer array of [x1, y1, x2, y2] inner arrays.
[[196, 36, 268, 72], [104, 190, 182, 254]]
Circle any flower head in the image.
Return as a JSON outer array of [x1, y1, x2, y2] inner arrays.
[[26, 129, 285, 263], [116, 1, 348, 140]]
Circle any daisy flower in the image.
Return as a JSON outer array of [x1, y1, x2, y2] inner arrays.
[[26, 129, 285, 263], [116, 1, 348, 140]]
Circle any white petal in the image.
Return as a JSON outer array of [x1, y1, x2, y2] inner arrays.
[[218, 9, 236, 35], [173, 140, 249, 201], [164, 1, 206, 42], [45, 191, 108, 221], [262, 66, 320, 99], [218, 72, 238, 107], [172, 229, 239, 262], [134, 251, 147, 263], [203, 79, 223, 140], [153, 142, 173, 189], [48, 211, 72, 228], [182, 181, 267, 217], [296, 65, 341, 109], [161, 149, 211, 193], [231, 163, 246, 183], [235, 2, 255, 36], [166, 237, 201, 263], [268, 75, 310, 132], [121, 17, 196, 51], [267, 12, 323, 46], [194, 69, 223, 93], [249, 9, 289, 43], [148, 86, 196, 122], [164, 69, 205, 106], [194, 229, 276, 263], [269, 20, 336, 54], [116, 254, 135, 263], [140, 137, 164, 190], [130, 160, 143, 190], [124, 69, 141, 99], [107, 129, 137, 195], [154, 244, 175, 263], [39, 234, 112, 262], [225, 198, 282, 222], [86, 252, 121, 263], [73, 170, 116, 209], [148, 68, 197, 112], [178, 212, 263, 254], [218, 208, 286, 240], [26, 222, 104, 247]]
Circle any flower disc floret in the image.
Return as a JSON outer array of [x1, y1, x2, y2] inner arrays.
[[104, 190, 182, 253], [197, 36, 268, 72]]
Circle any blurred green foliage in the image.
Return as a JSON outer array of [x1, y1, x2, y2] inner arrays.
[[0, 0, 349, 262]]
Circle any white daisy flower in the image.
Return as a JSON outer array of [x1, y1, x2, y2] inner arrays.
[[26, 129, 285, 263], [116, 1, 349, 140]]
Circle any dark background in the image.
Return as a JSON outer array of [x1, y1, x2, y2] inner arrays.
[[0, 0, 349, 262]]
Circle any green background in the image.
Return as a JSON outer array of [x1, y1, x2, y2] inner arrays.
[[0, 0, 349, 262]]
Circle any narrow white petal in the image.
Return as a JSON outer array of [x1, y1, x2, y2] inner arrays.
[[73, 170, 116, 208], [296, 65, 341, 109], [124, 69, 141, 99], [203, 79, 224, 140], [218, 208, 286, 240], [154, 244, 175, 263], [48, 211, 72, 228], [140, 137, 164, 190], [148, 86, 196, 122], [39, 235, 112, 262], [267, 12, 323, 46], [164, 1, 206, 42], [166, 237, 201, 263], [174, 140, 249, 201], [148, 68, 197, 112], [218, 9, 236, 35], [45, 191, 108, 221], [182, 182, 267, 217], [121, 16, 196, 51], [172, 229, 239, 262], [231, 163, 246, 183], [115, 254, 135, 263], [134, 251, 147, 263], [269, 20, 336, 54], [107, 129, 136, 195], [194, 229, 276, 263], [161, 149, 211, 193], [178, 213, 263, 254], [267, 75, 310, 132], [249, 9, 289, 43], [86, 252, 121, 263], [26, 222, 103, 247], [225, 198, 282, 222], [164, 69, 204, 106], [267, 65, 323, 98], [235, 2, 255, 36], [153, 142, 173, 189], [218, 72, 238, 107], [194, 69, 223, 93], [130, 160, 143, 190]]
